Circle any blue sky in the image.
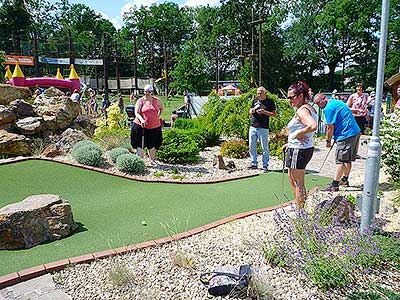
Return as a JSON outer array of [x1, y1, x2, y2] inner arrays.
[[49, 0, 220, 29]]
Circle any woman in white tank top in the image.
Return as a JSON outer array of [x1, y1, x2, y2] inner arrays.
[[283, 81, 317, 209]]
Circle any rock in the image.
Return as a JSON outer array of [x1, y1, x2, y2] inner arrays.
[[16, 116, 44, 135], [0, 105, 16, 125], [213, 154, 227, 170], [0, 194, 77, 249], [42, 144, 62, 157], [0, 84, 32, 105], [316, 195, 356, 224], [43, 86, 65, 98], [0, 129, 32, 156], [33, 94, 79, 131], [9, 99, 35, 117], [71, 114, 97, 137], [55, 128, 88, 153]]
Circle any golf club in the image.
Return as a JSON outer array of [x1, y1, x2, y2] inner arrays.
[[141, 126, 145, 150], [318, 141, 335, 174], [281, 149, 286, 197]]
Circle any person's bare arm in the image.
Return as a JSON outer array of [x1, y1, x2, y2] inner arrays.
[[326, 124, 335, 147], [135, 99, 146, 126], [295, 107, 317, 140]]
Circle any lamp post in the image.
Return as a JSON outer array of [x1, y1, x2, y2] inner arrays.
[[360, 0, 390, 231]]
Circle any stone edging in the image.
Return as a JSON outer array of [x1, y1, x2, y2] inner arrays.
[[0, 156, 315, 290], [0, 156, 259, 184]]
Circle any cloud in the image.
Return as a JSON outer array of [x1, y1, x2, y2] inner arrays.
[[122, 0, 159, 16], [99, 11, 122, 30], [181, 0, 220, 7]]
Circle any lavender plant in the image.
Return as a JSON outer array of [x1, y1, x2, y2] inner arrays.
[[265, 196, 385, 290]]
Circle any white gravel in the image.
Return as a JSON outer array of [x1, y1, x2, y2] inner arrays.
[[48, 136, 400, 299]]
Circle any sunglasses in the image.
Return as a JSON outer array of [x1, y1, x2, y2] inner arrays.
[[287, 95, 297, 100]]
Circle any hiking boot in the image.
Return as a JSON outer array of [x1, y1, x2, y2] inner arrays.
[[321, 183, 339, 192], [247, 165, 257, 170], [339, 179, 350, 187]]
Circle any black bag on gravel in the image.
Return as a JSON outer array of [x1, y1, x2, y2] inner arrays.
[[200, 265, 252, 297]]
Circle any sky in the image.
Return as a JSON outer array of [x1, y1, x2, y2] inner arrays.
[[50, 0, 221, 29]]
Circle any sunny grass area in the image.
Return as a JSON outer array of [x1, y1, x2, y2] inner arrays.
[[0, 159, 330, 276]]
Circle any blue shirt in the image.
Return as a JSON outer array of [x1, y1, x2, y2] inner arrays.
[[324, 100, 360, 141]]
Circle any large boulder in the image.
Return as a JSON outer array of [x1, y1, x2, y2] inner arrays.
[[0, 130, 32, 156], [0, 194, 77, 249], [54, 128, 87, 153], [9, 99, 35, 118], [0, 105, 16, 125], [43, 86, 65, 98], [33, 92, 79, 132], [71, 114, 97, 137], [16, 116, 44, 135], [0, 84, 32, 105]]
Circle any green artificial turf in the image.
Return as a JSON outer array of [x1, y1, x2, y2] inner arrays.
[[0, 160, 330, 275]]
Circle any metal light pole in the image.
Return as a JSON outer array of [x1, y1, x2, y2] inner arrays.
[[360, 0, 390, 231]]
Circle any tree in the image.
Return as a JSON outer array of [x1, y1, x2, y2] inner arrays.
[[0, 0, 33, 53], [169, 40, 209, 94], [284, 0, 380, 90]]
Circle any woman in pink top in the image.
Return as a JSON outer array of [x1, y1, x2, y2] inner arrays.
[[131, 84, 163, 163], [347, 83, 369, 134]]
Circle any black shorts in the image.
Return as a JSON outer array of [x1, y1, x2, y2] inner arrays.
[[130, 123, 162, 149], [335, 133, 360, 163], [285, 147, 314, 169]]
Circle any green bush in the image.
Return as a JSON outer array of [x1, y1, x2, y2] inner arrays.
[[381, 110, 400, 182], [175, 118, 219, 147], [220, 140, 249, 159], [109, 147, 131, 163], [93, 128, 131, 150], [156, 129, 200, 164], [200, 89, 293, 141], [304, 256, 352, 289], [72, 143, 103, 167], [269, 134, 288, 160], [71, 140, 97, 154], [116, 154, 145, 174]]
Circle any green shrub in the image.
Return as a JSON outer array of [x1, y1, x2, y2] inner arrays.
[[220, 140, 249, 159], [72, 143, 103, 167], [71, 140, 97, 155], [381, 110, 400, 182], [116, 154, 145, 174], [348, 284, 400, 300], [109, 147, 131, 163], [156, 129, 200, 164], [93, 128, 131, 150], [269, 134, 288, 160], [200, 89, 293, 141], [173, 118, 198, 130], [304, 256, 352, 289], [175, 118, 219, 147]]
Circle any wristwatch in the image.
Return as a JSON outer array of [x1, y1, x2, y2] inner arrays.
[[326, 140, 331, 143]]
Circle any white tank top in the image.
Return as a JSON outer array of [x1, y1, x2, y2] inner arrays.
[[287, 105, 318, 149]]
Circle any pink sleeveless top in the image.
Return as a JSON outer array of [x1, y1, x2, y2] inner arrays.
[[134, 97, 161, 129]]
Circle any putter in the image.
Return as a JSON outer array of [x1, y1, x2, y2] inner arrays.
[[141, 126, 145, 150], [318, 141, 336, 174], [281, 149, 286, 197]]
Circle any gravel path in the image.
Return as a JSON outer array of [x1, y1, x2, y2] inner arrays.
[[48, 136, 400, 299]]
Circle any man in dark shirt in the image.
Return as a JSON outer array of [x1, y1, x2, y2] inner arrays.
[[249, 86, 277, 172]]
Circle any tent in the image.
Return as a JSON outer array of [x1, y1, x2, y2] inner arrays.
[[221, 84, 238, 90]]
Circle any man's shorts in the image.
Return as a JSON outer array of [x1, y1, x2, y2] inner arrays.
[[285, 147, 314, 169], [335, 133, 361, 164]]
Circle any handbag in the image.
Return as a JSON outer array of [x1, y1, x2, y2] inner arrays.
[[200, 265, 252, 297]]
